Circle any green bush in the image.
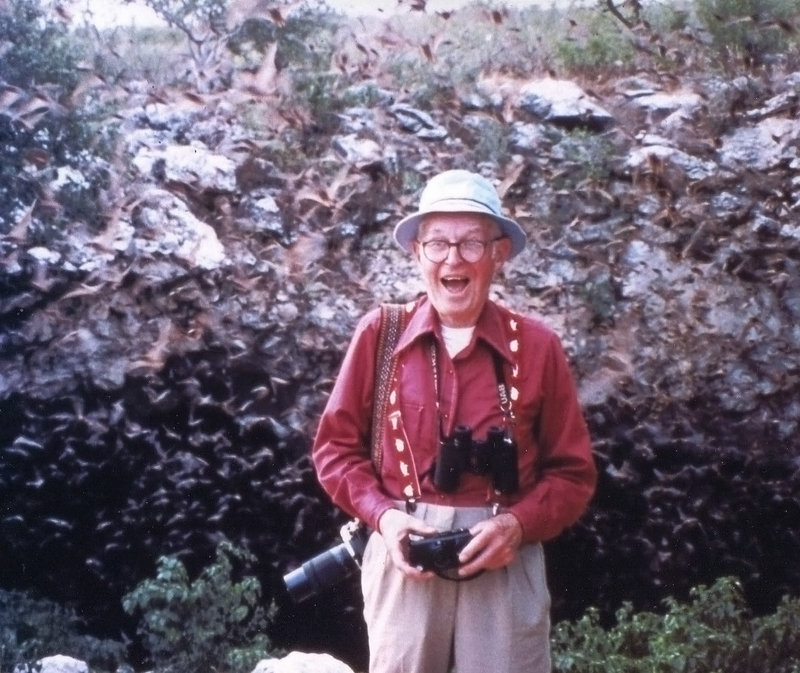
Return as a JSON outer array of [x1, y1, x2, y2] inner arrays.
[[552, 576, 800, 673], [0, 0, 112, 235], [695, 0, 800, 64], [0, 0, 83, 92], [555, 10, 635, 75], [0, 589, 126, 673], [122, 541, 278, 673]]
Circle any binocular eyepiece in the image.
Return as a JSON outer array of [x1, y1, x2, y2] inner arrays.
[[434, 425, 518, 495]]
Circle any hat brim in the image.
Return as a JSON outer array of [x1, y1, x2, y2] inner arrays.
[[393, 210, 526, 259]]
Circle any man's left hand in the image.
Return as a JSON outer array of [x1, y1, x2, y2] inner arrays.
[[456, 512, 523, 576]]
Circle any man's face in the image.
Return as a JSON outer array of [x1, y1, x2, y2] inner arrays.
[[413, 213, 511, 328]]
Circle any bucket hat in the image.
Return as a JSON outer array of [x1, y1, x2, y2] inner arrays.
[[393, 170, 526, 258]]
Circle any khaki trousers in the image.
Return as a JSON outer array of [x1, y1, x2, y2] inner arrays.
[[361, 503, 551, 673]]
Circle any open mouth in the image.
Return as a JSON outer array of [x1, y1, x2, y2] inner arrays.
[[441, 275, 470, 293]]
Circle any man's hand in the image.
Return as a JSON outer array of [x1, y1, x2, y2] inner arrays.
[[378, 508, 438, 579], [456, 512, 523, 577]]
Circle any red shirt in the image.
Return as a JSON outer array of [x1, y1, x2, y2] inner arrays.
[[312, 296, 596, 544]]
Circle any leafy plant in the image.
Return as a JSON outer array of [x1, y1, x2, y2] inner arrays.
[[122, 541, 278, 673], [555, 10, 635, 75], [695, 0, 800, 66], [0, 0, 84, 93], [0, 0, 112, 235], [551, 129, 616, 188], [552, 576, 800, 673], [0, 589, 126, 673]]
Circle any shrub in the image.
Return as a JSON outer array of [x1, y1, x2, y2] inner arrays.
[[0, 0, 112, 235], [122, 541, 278, 673], [0, 589, 126, 673], [0, 0, 83, 92], [551, 129, 616, 187], [91, 25, 187, 89], [555, 10, 635, 76], [552, 576, 800, 673], [695, 0, 800, 66]]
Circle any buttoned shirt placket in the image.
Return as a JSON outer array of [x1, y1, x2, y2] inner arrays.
[[384, 315, 523, 513]]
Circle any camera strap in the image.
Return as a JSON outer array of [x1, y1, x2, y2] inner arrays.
[[429, 333, 519, 435], [492, 349, 517, 430], [430, 318, 521, 510], [379, 307, 523, 512]]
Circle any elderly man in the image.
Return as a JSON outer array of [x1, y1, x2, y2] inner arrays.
[[313, 170, 596, 673]]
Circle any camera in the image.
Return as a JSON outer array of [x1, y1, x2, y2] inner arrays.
[[434, 425, 519, 495], [282, 520, 369, 603], [408, 528, 473, 573]]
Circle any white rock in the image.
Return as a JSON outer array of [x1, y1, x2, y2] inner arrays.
[[132, 142, 237, 193], [251, 651, 355, 673], [15, 655, 88, 673], [136, 189, 226, 269], [518, 78, 613, 127]]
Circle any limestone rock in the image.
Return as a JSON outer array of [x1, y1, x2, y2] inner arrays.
[[251, 651, 355, 673], [15, 656, 88, 673]]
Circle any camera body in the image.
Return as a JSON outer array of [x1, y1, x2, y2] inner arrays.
[[282, 519, 369, 603], [434, 425, 519, 495], [408, 528, 473, 572], [283, 523, 477, 601]]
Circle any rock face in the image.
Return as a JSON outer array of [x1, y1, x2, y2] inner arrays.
[[1, 6, 800, 670]]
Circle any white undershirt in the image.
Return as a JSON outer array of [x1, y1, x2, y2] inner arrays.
[[441, 325, 475, 357]]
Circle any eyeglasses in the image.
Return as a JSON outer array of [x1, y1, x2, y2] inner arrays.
[[418, 237, 504, 264]]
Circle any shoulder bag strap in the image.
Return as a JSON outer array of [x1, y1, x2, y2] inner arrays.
[[370, 303, 409, 473]]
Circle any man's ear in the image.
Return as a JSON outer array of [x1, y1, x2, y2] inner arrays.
[[412, 240, 422, 261], [492, 237, 512, 269]]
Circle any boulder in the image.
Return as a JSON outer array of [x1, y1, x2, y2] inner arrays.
[[251, 651, 355, 673], [15, 656, 88, 673], [518, 78, 614, 130]]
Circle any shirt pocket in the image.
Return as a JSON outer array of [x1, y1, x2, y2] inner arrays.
[[395, 401, 438, 482], [398, 401, 431, 449]]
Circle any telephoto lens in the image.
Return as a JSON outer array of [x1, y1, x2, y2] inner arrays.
[[283, 520, 369, 603]]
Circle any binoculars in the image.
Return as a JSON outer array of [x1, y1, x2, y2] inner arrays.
[[434, 425, 519, 495]]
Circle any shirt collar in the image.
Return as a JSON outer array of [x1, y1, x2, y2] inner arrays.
[[394, 295, 515, 363]]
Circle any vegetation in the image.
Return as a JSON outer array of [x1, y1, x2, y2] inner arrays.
[[5, 574, 799, 673], [0, 0, 111, 236], [552, 577, 800, 673], [3, 0, 800, 234], [2, 0, 800, 671], [0, 590, 126, 673], [696, 0, 800, 67], [122, 542, 279, 673]]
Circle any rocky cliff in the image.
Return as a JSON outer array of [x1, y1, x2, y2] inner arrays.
[[1, 2, 799, 667]]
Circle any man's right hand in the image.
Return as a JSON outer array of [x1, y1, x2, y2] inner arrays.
[[377, 508, 438, 579]]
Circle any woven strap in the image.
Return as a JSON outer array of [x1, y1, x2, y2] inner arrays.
[[370, 303, 409, 473]]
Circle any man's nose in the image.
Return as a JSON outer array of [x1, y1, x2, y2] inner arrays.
[[444, 242, 462, 263]]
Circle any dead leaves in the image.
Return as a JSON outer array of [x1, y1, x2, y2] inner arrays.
[[294, 165, 367, 219], [0, 84, 64, 129]]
